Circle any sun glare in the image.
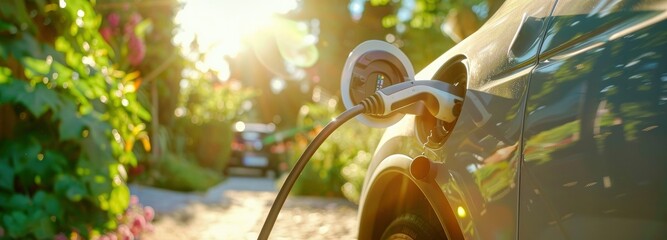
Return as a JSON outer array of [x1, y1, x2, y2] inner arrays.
[[174, 0, 298, 80]]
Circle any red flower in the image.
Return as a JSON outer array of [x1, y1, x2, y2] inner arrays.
[[107, 13, 121, 28], [100, 27, 113, 43], [127, 34, 145, 66]]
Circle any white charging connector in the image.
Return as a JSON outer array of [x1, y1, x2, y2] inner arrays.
[[360, 80, 464, 122]]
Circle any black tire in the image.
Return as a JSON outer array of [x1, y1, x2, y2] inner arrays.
[[381, 214, 444, 240]]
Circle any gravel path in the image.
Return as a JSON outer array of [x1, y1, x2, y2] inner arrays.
[[131, 177, 358, 240]]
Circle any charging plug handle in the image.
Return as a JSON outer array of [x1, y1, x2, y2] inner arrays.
[[361, 80, 465, 122]]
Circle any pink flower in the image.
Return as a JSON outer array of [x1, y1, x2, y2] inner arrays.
[[54, 233, 68, 240], [128, 13, 142, 27], [100, 233, 118, 240], [127, 34, 145, 66], [107, 13, 121, 28], [130, 215, 146, 235], [130, 195, 139, 206], [100, 27, 113, 43], [118, 225, 134, 240], [144, 206, 155, 221], [124, 13, 143, 35]]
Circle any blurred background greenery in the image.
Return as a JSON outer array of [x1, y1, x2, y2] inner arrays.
[[0, 0, 500, 238]]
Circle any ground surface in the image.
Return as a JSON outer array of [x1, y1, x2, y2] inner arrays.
[[130, 176, 358, 240]]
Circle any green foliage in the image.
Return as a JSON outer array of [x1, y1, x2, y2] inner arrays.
[[178, 78, 255, 125], [149, 152, 223, 192], [131, 51, 256, 191], [358, 0, 501, 69], [0, 0, 150, 238], [132, 124, 227, 192], [173, 63, 256, 173], [289, 102, 382, 202], [369, 0, 489, 28]]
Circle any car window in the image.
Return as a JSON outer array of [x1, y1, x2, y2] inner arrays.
[[540, 0, 667, 56]]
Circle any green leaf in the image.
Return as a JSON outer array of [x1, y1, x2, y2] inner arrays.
[[0, 193, 9, 208], [43, 150, 67, 174], [32, 191, 46, 204], [134, 19, 153, 39], [79, 114, 114, 163], [32, 214, 55, 239], [55, 174, 87, 202], [54, 175, 75, 195], [21, 57, 50, 77], [0, 78, 27, 103], [3, 211, 29, 237], [8, 139, 41, 175], [88, 176, 111, 195], [108, 185, 129, 215], [58, 98, 86, 140], [0, 20, 17, 34], [66, 184, 86, 202], [128, 99, 151, 121], [7, 34, 41, 61], [15, 83, 61, 117], [25, 151, 60, 177], [33, 191, 62, 219], [0, 66, 11, 83], [0, 161, 15, 191], [9, 0, 37, 34], [8, 194, 31, 210]]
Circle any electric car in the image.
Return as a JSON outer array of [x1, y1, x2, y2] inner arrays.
[[227, 122, 282, 177], [357, 0, 667, 239]]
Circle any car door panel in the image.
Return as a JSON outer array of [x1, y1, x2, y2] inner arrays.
[[521, 0, 667, 238]]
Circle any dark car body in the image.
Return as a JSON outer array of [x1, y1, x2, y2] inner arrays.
[[358, 0, 667, 239], [226, 122, 281, 177]]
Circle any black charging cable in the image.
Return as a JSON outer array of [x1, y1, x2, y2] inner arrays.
[[258, 80, 462, 239], [258, 104, 365, 240]]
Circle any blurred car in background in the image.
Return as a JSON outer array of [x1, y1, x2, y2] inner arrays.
[[226, 122, 284, 178], [357, 0, 667, 239]]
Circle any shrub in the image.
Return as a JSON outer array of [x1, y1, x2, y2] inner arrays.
[[174, 69, 256, 173], [0, 1, 150, 238], [150, 152, 223, 192]]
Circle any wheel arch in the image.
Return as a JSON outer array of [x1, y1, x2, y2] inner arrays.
[[358, 154, 464, 240]]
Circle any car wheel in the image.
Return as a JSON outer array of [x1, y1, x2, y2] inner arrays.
[[381, 214, 444, 240]]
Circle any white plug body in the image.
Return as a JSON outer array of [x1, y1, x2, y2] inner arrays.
[[362, 80, 464, 122]]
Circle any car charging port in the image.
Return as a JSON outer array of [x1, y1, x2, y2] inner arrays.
[[416, 56, 469, 148]]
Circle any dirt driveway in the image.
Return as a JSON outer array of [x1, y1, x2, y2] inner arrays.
[[130, 177, 358, 239]]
